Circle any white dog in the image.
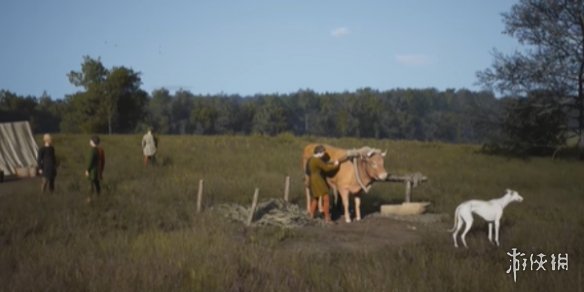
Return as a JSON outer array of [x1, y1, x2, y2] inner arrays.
[[449, 189, 523, 248]]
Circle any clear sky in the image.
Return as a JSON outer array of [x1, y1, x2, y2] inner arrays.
[[0, 0, 520, 99]]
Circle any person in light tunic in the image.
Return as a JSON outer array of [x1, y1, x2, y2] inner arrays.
[[142, 128, 158, 166]]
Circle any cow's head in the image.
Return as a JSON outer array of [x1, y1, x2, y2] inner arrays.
[[364, 148, 388, 181]]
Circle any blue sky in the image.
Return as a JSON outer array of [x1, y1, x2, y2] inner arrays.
[[0, 0, 520, 99]]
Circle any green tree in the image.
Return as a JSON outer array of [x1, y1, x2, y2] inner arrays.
[[484, 91, 566, 156], [191, 97, 219, 134], [295, 89, 319, 135], [213, 97, 241, 134], [315, 94, 340, 137], [252, 96, 288, 136], [478, 0, 584, 155], [171, 90, 194, 134], [61, 91, 104, 133], [335, 93, 360, 137], [34, 91, 63, 133], [63, 56, 147, 133], [104, 67, 148, 133], [237, 99, 256, 134], [67, 56, 108, 89], [146, 88, 173, 134], [0, 90, 36, 123]]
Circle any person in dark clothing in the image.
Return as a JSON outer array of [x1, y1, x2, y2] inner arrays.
[[37, 133, 57, 193], [85, 135, 105, 202]]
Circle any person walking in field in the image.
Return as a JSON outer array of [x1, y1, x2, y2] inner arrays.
[[306, 145, 341, 223], [37, 133, 57, 193], [142, 128, 157, 166], [85, 135, 105, 202]]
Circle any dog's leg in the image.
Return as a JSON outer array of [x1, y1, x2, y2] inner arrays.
[[460, 212, 473, 248], [495, 219, 500, 247], [452, 213, 464, 248], [488, 223, 493, 244]]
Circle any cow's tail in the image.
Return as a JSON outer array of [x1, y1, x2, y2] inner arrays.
[[446, 206, 460, 232]]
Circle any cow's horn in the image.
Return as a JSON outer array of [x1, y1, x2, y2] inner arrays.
[[382, 149, 387, 157], [367, 150, 374, 157]]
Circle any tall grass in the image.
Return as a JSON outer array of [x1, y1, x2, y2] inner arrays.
[[0, 134, 582, 291]]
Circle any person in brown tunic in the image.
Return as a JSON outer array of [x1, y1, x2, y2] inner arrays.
[[307, 145, 340, 223], [85, 135, 105, 202]]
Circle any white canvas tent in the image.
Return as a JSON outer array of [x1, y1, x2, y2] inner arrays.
[[0, 121, 39, 175]]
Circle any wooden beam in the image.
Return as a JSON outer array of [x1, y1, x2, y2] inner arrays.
[[385, 173, 428, 203]]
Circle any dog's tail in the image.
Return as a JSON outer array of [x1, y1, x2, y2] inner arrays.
[[446, 206, 460, 232]]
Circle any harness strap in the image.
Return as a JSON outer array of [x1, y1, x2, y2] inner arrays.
[[352, 157, 371, 193]]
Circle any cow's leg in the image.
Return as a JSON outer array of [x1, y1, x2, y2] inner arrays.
[[318, 196, 323, 213], [354, 196, 362, 221], [305, 174, 310, 212], [488, 223, 493, 244], [339, 189, 351, 223], [305, 187, 311, 213], [332, 186, 338, 206], [332, 186, 338, 220]]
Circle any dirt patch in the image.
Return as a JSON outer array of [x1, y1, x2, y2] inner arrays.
[[214, 198, 449, 253], [282, 215, 429, 253]]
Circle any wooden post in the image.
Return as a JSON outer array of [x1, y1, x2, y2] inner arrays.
[[196, 179, 204, 213], [405, 181, 412, 203], [246, 188, 260, 226], [284, 176, 290, 202]]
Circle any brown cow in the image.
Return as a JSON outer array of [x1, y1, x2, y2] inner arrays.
[[302, 144, 388, 223]]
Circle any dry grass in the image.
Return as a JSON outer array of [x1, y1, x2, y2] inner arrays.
[[0, 134, 583, 291]]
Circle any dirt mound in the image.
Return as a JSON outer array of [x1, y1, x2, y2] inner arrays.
[[213, 198, 318, 228], [214, 199, 448, 252]]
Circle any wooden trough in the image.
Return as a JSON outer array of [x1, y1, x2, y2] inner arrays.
[[381, 172, 429, 215], [381, 202, 431, 216]]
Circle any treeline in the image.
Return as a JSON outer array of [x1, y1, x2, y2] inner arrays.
[[0, 91, 65, 133], [0, 87, 502, 143]]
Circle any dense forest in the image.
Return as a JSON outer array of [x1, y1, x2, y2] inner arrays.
[[0, 52, 575, 157], [0, 82, 501, 144]]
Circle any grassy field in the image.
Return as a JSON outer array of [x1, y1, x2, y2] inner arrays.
[[0, 134, 583, 291]]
